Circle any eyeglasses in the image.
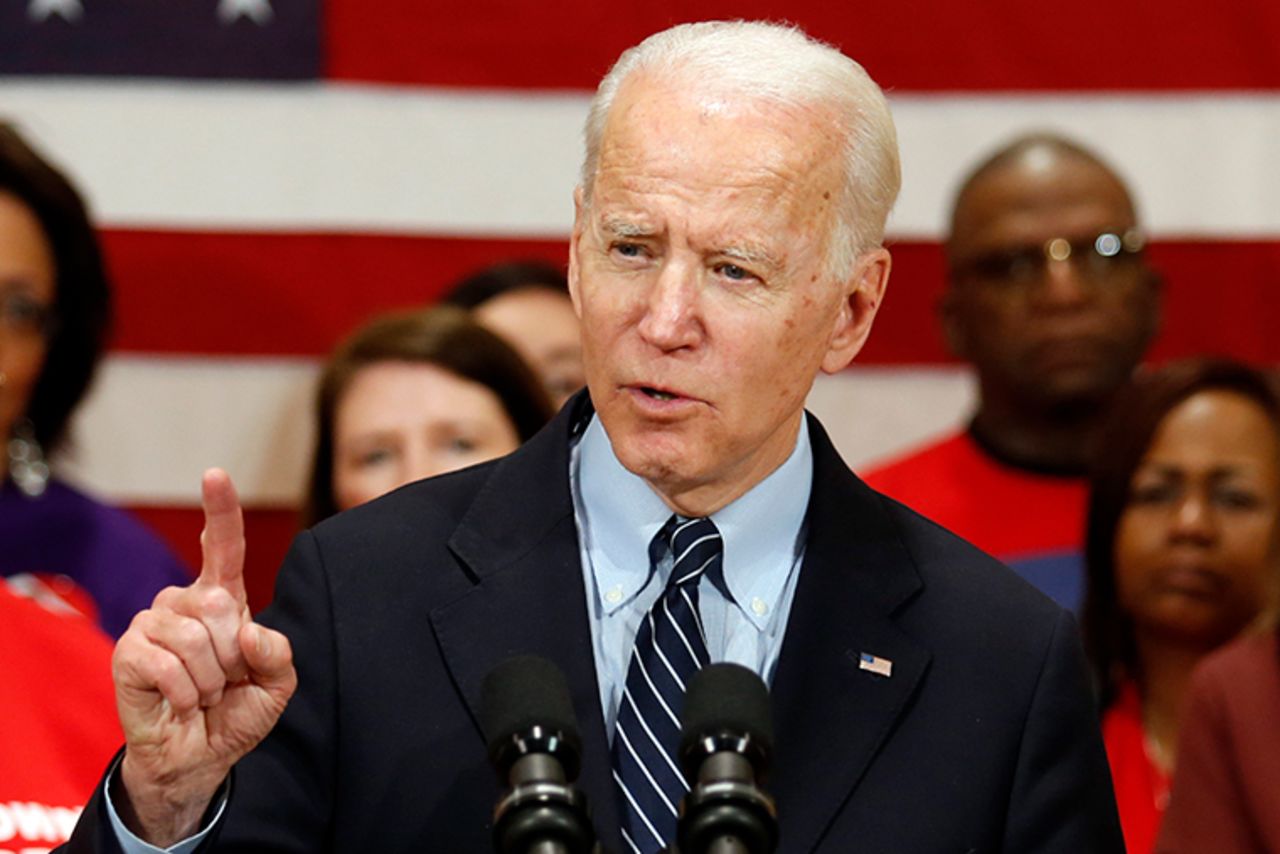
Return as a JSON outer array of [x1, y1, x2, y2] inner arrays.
[[0, 290, 56, 339], [952, 229, 1147, 290]]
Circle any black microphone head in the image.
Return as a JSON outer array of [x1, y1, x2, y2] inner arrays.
[[481, 655, 583, 780], [678, 662, 773, 782]]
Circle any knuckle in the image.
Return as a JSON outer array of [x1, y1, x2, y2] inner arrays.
[[112, 626, 157, 673], [195, 586, 236, 617], [152, 585, 188, 609], [173, 618, 211, 655], [150, 650, 182, 683], [111, 639, 136, 673], [126, 608, 156, 635]]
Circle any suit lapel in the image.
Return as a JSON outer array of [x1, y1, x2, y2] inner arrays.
[[428, 395, 625, 852], [768, 416, 932, 853], [426, 404, 931, 853]]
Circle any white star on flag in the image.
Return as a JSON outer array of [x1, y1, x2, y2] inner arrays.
[[217, 0, 274, 25], [27, 0, 84, 23]]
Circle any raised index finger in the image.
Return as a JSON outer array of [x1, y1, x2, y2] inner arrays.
[[198, 467, 247, 605]]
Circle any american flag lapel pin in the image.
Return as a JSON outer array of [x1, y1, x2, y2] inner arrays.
[[858, 651, 893, 678]]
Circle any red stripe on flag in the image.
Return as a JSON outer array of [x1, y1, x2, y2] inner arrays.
[[865, 240, 1280, 366], [101, 230, 568, 357], [128, 506, 299, 615], [325, 1, 1280, 91], [102, 229, 1280, 365]]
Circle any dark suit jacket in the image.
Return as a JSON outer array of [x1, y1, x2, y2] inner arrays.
[[67, 397, 1122, 852]]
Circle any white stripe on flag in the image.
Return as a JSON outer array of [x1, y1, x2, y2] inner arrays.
[[5, 80, 1280, 238], [59, 360, 975, 506], [61, 354, 319, 506]]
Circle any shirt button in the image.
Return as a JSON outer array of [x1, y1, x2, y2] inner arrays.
[[605, 586, 624, 605], [751, 597, 768, 617]]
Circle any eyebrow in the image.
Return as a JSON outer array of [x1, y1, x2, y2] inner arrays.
[[719, 243, 783, 272], [597, 216, 783, 273], [599, 216, 655, 239], [1141, 463, 1262, 479]]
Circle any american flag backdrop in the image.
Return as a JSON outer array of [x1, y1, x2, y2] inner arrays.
[[4, 0, 1280, 608]]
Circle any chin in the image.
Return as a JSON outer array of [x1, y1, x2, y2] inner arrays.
[[1033, 384, 1113, 421], [614, 433, 694, 480]]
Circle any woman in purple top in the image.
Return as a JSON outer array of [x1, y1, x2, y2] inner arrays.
[[0, 123, 189, 638]]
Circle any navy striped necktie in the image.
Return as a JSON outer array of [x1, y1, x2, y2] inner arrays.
[[612, 515, 722, 854]]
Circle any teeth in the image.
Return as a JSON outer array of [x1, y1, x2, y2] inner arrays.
[[645, 388, 675, 401]]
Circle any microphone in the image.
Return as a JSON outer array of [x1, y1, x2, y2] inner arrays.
[[480, 655, 598, 854], [675, 663, 778, 854]]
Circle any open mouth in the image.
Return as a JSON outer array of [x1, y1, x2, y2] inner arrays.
[[641, 387, 677, 401]]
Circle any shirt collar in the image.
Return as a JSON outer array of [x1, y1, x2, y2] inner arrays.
[[574, 414, 812, 630]]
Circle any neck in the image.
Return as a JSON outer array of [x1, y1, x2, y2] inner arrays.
[[1132, 631, 1214, 772], [969, 390, 1111, 474]]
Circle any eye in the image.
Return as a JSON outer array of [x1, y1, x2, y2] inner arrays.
[[965, 248, 1042, 285], [1128, 481, 1178, 506], [716, 262, 751, 281], [355, 448, 394, 468], [0, 292, 54, 336], [1212, 486, 1263, 510], [611, 241, 646, 260], [447, 437, 478, 454]]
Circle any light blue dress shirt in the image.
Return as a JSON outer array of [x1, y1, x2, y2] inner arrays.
[[109, 412, 813, 851], [107, 753, 223, 853], [571, 414, 811, 737]]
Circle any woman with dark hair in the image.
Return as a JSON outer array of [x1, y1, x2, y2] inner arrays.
[[1083, 357, 1280, 854], [304, 305, 554, 527], [443, 259, 584, 409], [0, 123, 189, 638]]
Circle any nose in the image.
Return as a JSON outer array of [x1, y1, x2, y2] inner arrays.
[[1169, 490, 1216, 545], [1031, 250, 1091, 310], [636, 259, 702, 352], [404, 447, 447, 485]]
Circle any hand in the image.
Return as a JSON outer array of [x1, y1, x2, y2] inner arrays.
[[113, 469, 297, 846]]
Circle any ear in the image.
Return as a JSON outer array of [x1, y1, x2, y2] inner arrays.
[[820, 248, 891, 375], [566, 185, 587, 320], [937, 283, 969, 360]]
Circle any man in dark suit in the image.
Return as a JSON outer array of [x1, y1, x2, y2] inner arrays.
[[67, 20, 1123, 853]]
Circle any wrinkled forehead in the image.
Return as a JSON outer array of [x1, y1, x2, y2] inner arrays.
[[592, 71, 846, 206]]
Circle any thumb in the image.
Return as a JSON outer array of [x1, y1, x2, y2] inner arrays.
[[239, 623, 296, 696]]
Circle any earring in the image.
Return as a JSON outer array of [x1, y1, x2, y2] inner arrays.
[[9, 417, 50, 498]]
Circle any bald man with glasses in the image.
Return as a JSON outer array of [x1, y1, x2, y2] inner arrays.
[[866, 133, 1161, 613]]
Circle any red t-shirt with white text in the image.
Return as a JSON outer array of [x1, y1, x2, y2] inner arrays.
[[0, 579, 120, 853]]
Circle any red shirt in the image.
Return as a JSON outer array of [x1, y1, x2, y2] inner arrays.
[[863, 430, 1089, 610], [0, 579, 121, 850], [1102, 682, 1170, 854]]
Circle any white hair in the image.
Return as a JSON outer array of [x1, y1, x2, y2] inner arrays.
[[580, 20, 901, 280]]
